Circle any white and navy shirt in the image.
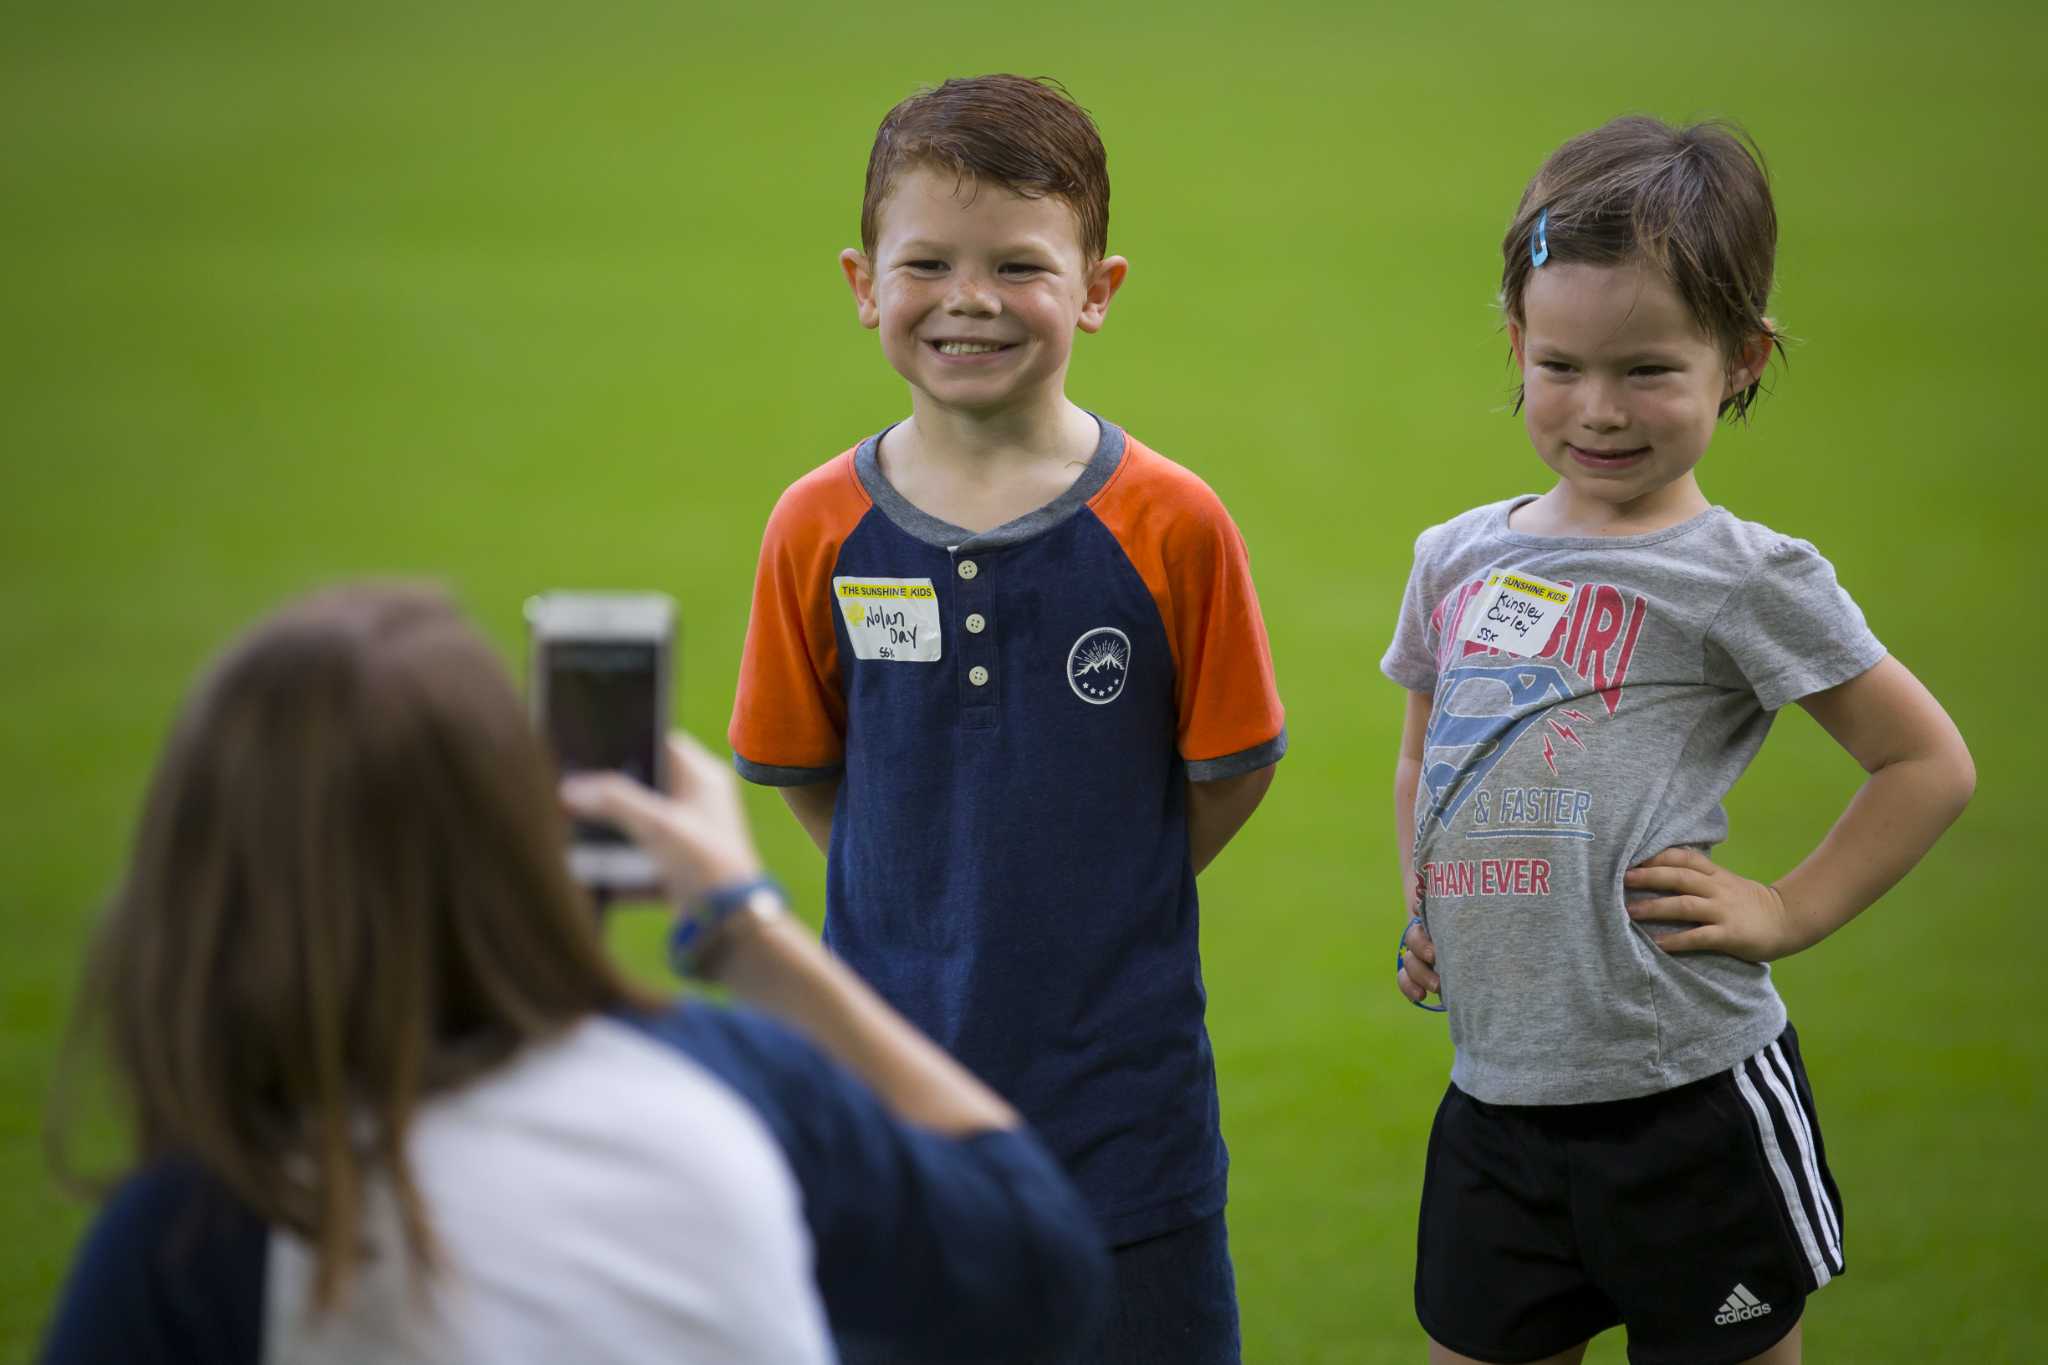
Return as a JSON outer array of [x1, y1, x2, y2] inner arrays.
[[40, 1004, 1109, 1363], [730, 420, 1288, 1245]]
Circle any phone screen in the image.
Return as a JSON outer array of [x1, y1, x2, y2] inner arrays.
[[543, 641, 659, 845]]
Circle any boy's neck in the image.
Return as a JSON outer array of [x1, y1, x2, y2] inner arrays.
[[878, 396, 1102, 535]]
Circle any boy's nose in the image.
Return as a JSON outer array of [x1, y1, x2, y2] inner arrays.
[[944, 273, 1000, 317]]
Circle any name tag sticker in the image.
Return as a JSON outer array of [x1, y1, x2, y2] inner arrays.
[[1457, 568, 1575, 658], [834, 577, 942, 662]]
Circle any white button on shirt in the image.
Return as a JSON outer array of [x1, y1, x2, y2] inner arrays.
[[957, 560, 979, 581], [965, 613, 987, 634], [968, 666, 990, 687]]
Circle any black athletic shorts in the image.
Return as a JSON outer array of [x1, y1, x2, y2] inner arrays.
[[1416, 1023, 1845, 1365]]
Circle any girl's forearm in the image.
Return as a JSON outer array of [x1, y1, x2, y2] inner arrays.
[[1394, 755, 1422, 913], [1394, 690, 1434, 918], [1773, 751, 1974, 954]]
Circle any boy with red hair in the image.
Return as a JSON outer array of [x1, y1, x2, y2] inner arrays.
[[730, 75, 1286, 1363]]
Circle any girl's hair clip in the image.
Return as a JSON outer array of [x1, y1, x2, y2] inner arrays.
[[1531, 208, 1550, 267]]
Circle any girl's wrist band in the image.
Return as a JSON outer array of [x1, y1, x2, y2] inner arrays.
[[669, 875, 786, 979]]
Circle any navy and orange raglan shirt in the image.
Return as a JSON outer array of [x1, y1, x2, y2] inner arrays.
[[730, 418, 1286, 1245]]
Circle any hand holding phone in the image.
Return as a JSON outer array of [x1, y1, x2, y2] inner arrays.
[[559, 732, 767, 911], [525, 592, 676, 891]]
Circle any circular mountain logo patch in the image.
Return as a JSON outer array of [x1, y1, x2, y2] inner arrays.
[[1067, 627, 1131, 704]]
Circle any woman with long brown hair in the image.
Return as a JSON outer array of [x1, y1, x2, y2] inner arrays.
[[41, 585, 1107, 1363]]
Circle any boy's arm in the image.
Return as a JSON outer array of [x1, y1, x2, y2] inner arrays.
[[1625, 655, 1975, 959], [1187, 766, 1275, 875], [1090, 455, 1285, 878], [1394, 690, 1440, 1002], [779, 778, 841, 856]]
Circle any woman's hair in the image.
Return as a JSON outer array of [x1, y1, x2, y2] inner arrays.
[[52, 584, 656, 1309], [1500, 116, 1784, 420]]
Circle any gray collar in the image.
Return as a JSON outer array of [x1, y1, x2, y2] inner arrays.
[[853, 415, 1127, 551]]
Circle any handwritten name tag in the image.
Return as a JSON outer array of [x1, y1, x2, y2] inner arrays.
[[1457, 569, 1574, 658], [834, 577, 942, 662]]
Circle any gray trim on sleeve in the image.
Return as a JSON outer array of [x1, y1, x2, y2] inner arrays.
[[1185, 725, 1288, 782], [732, 753, 843, 787], [853, 416, 1126, 551]]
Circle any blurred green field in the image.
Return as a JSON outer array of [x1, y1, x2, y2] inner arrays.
[[3, 0, 2041, 1357]]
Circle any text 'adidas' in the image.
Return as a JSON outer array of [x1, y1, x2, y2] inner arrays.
[[1713, 1284, 1773, 1326]]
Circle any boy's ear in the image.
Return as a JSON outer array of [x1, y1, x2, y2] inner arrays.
[[840, 249, 879, 330], [1725, 328, 1774, 399], [1076, 255, 1129, 334]]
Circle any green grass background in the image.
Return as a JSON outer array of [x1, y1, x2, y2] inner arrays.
[[4, 0, 2041, 1357]]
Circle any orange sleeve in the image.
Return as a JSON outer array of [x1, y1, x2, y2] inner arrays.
[[727, 451, 871, 784], [1090, 439, 1287, 778]]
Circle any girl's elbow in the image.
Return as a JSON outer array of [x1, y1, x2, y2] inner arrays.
[[1948, 743, 1977, 813], [1931, 733, 1976, 819]]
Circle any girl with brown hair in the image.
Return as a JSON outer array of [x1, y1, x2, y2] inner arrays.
[[1384, 118, 1972, 1364], [42, 584, 1108, 1363]]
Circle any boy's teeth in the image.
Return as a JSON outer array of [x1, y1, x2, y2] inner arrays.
[[937, 341, 1003, 355]]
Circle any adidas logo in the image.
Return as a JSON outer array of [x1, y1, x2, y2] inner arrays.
[[1713, 1283, 1773, 1326]]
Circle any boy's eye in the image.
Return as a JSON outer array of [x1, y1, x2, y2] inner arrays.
[[904, 260, 947, 273], [999, 263, 1045, 277], [1536, 360, 1575, 374], [1629, 365, 1673, 377]]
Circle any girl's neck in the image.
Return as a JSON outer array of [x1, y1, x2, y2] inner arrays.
[[1510, 475, 1710, 537]]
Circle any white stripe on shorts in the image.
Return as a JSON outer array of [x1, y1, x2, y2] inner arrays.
[[1732, 1053, 1831, 1289], [1761, 1040, 1845, 1270]]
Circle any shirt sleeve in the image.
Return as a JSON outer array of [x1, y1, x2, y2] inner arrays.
[[626, 1003, 1112, 1360], [1172, 499, 1288, 780], [40, 1161, 266, 1365], [1381, 527, 1443, 693], [1707, 535, 1887, 711], [728, 467, 861, 786]]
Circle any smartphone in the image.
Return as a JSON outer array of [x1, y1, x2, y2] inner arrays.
[[525, 591, 677, 890]]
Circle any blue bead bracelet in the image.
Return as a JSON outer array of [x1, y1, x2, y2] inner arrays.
[[669, 875, 785, 978], [1398, 914, 1447, 1013]]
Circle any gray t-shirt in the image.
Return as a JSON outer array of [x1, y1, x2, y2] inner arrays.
[[1382, 498, 1886, 1105]]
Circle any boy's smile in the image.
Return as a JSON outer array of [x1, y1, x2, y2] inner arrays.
[[1510, 260, 1766, 530], [842, 164, 1125, 422]]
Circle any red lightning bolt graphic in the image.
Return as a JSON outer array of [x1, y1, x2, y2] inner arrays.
[[1548, 718, 1585, 751], [1561, 708, 1589, 721], [1541, 734, 1558, 775]]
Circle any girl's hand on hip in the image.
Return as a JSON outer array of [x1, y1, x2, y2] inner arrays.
[[1624, 847, 1804, 962]]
